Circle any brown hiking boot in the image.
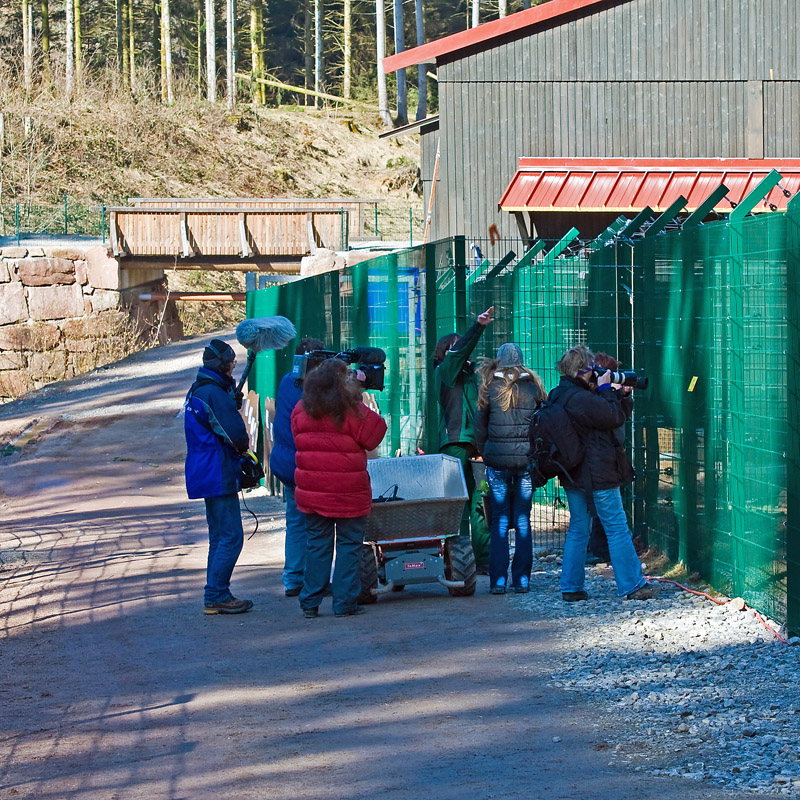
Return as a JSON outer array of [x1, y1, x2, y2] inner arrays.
[[204, 596, 254, 615], [625, 583, 661, 601]]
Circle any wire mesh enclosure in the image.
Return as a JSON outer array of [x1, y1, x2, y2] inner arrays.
[[247, 203, 800, 631]]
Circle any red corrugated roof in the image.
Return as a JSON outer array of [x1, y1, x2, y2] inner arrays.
[[383, 0, 623, 73], [499, 158, 800, 213]]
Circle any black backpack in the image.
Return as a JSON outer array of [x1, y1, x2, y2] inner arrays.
[[528, 395, 585, 488]]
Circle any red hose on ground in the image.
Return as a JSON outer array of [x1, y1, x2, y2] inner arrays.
[[646, 576, 787, 644]]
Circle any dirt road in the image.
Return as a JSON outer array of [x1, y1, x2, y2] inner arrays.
[[0, 334, 749, 799]]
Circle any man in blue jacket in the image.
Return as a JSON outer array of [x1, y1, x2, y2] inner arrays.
[[184, 339, 253, 614], [269, 337, 324, 596]]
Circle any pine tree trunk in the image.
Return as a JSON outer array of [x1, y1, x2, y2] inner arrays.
[[116, 0, 123, 74], [128, 0, 136, 91], [40, 0, 51, 83], [121, 0, 130, 86], [65, 0, 74, 96], [303, 0, 312, 106], [414, 0, 425, 120], [162, 0, 173, 102], [226, 0, 235, 111], [197, 4, 203, 99], [256, 0, 265, 103], [21, 0, 32, 94], [314, 0, 322, 109], [74, 0, 82, 81], [343, 0, 351, 100], [393, 0, 407, 125], [375, 0, 391, 127], [205, 0, 216, 102]]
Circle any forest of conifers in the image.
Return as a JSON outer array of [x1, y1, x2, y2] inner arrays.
[[0, 0, 538, 125]]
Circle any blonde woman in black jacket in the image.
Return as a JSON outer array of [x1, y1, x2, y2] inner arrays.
[[475, 344, 545, 594]]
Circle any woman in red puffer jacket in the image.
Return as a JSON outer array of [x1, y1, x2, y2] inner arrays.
[[291, 358, 387, 619]]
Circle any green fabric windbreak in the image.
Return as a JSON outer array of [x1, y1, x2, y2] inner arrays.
[[247, 239, 459, 460]]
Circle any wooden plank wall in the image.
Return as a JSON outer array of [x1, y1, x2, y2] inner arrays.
[[113, 208, 347, 257], [429, 0, 800, 243]]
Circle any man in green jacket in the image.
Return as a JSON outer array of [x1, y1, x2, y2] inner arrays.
[[433, 306, 494, 568]]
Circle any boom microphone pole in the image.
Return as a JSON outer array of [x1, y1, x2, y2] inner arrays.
[[235, 316, 297, 393]]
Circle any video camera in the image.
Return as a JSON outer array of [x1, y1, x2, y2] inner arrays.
[[291, 346, 387, 391], [593, 367, 649, 390]]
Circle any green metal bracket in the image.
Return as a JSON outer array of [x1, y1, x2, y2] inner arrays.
[[542, 227, 580, 265], [643, 195, 687, 238], [618, 206, 653, 240], [730, 169, 782, 224], [466, 258, 491, 289], [589, 215, 629, 249], [788, 190, 800, 214], [483, 250, 517, 283], [514, 240, 546, 270], [682, 184, 729, 229]]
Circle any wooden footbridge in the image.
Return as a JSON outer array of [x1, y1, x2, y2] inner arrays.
[[110, 197, 381, 273]]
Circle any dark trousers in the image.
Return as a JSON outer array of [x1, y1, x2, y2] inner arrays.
[[204, 493, 244, 604], [300, 513, 366, 615]]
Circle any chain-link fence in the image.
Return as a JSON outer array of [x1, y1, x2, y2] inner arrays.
[[247, 205, 800, 630]]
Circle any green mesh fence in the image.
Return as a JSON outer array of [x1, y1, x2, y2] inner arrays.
[[246, 212, 800, 630], [0, 200, 107, 238]]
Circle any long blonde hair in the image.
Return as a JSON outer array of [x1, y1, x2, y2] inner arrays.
[[477, 359, 545, 412]]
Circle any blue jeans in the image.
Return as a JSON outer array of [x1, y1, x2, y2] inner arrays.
[[204, 493, 245, 604], [283, 486, 308, 591], [300, 514, 366, 614], [486, 467, 533, 589], [561, 487, 646, 597]]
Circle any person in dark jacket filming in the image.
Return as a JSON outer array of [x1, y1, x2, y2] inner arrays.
[[270, 337, 325, 597], [184, 339, 253, 615], [551, 344, 658, 602], [475, 343, 545, 594]]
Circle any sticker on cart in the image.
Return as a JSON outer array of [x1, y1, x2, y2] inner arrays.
[[404, 562, 425, 570]]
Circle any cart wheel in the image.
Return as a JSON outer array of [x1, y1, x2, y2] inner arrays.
[[444, 534, 477, 596], [357, 544, 378, 605], [391, 584, 406, 592]]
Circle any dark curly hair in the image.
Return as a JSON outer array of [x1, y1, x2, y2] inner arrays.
[[301, 358, 363, 428]]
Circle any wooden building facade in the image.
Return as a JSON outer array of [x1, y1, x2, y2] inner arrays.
[[385, 0, 800, 243]]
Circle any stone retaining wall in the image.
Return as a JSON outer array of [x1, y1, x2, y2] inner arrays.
[[0, 245, 182, 402]]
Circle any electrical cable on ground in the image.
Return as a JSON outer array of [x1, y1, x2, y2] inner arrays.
[[646, 576, 787, 644], [241, 491, 259, 540]]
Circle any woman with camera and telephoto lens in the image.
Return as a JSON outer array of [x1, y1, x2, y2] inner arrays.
[[475, 344, 545, 594], [291, 358, 387, 618], [552, 345, 659, 602]]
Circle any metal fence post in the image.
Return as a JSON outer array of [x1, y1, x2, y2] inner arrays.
[[374, 203, 379, 238], [64, 193, 68, 235], [409, 208, 413, 249], [15, 202, 20, 246], [101, 205, 106, 243]]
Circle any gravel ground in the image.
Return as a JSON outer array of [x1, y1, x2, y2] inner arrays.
[[510, 551, 800, 795]]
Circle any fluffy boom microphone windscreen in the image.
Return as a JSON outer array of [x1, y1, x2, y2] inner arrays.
[[235, 316, 297, 392]]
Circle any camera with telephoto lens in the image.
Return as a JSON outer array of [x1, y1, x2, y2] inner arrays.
[[291, 347, 387, 391], [593, 366, 649, 390]]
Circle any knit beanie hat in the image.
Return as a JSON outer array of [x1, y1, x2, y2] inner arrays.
[[203, 338, 236, 372], [496, 343, 524, 368]]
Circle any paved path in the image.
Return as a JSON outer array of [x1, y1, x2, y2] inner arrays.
[[0, 335, 751, 799]]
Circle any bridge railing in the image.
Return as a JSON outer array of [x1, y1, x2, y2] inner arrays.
[[127, 197, 382, 241], [108, 206, 350, 259]]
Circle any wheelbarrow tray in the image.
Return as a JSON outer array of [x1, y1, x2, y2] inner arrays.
[[365, 454, 468, 543]]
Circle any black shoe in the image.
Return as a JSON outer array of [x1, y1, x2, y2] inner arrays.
[[561, 590, 589, 602], [490, 585, 506, 595], [302, 607, 319, 618], [513, 585, 530, 594], [625, 583, 661, 601], [334, 606, 366, 617], [284, 587, 301, 597], [204, 596, 254, 615]]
